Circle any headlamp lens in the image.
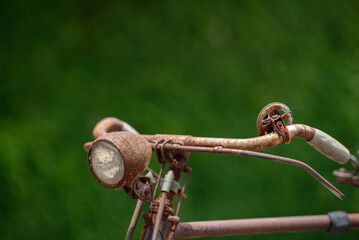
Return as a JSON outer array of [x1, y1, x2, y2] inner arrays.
[[90, 141, 124, 185]]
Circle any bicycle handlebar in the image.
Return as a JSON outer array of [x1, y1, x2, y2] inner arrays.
[[141, 124, 350, 164], [88, 117, 350, 164], [88, 116, 350, 165]]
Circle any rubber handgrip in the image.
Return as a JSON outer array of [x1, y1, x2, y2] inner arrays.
[[307, 129, 350, 164]]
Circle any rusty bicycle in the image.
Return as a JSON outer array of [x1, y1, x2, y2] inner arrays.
[[83, 102, 359, 239]]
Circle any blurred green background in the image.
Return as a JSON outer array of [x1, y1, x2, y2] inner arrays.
[[1, 0, 359, 239]]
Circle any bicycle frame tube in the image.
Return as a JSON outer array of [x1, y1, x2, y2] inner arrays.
[[172, 213, 359, 239]]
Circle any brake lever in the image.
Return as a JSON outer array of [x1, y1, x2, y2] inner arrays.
[[333, 152, 359, 187]]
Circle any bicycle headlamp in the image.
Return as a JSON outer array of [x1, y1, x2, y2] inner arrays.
[[88, 132, 152, 188]]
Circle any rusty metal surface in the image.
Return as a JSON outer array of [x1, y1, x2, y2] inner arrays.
[[168, 216, 180, 240], [93, 117, 127, 139], [92, 117, 138, 139], [88, 132, 152, 188], [144, 152, 189, 240], [83, 142, 92, 152], [142, 124, 316, 152], [143, 134, 192, 146], [175, 169, 191, 216], [256, 102, 293, 136], [151, 171, 175, 240], [288, 124, 315, 141], [143, 133, 282, 152], [349, 214, 359, 228], [151, 191, 169, 240], [149, 143, 344, 200], [333, 168, 359, 187], [125, 200, 144, 240], [91, 118, 318, 153], [270, 114, 291, 143], [133, 177, 154, 203], [173, 213, 359, 239], [184, 134, 283, 151]]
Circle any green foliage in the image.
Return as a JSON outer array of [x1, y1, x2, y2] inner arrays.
[[1, 1, 359, 239]]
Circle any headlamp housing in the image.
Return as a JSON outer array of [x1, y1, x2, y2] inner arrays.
[[88, 132, 152, 188]]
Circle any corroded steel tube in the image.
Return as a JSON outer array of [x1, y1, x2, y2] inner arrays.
[[173, 214, 359, 239], [151, 191, 168, 240], [143, 124, 349, 164], [93, 117, 139, 139], [143, 124, 313, 152], [125, 200, 144, 240], [152, 171, 174, 240]]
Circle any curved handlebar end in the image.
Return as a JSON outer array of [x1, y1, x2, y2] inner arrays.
[[92, 117, 139, 139]]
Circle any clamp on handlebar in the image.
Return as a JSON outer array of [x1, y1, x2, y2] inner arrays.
[[270, 113, 291, 144]]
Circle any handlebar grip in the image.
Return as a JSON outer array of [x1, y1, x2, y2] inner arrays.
[[307, 129, 350, 164]]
